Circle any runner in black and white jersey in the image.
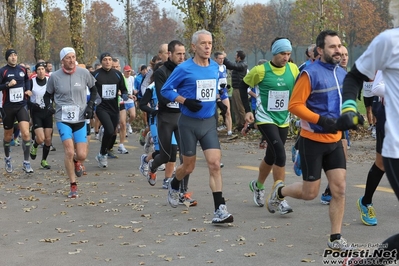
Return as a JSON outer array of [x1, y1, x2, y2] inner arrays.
[[29, 62, 53, 170], [0, 49, 33, 173]]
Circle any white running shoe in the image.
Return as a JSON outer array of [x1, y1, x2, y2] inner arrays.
[[212, 204, 234, 224], [95, 153, 107, 168], [22, 161, 34, 173]]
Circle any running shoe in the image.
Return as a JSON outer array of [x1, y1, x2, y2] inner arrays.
[[74, 160, 83, 177], [40, 159, 51, 169], [212, 204, 234, 224], [10, 139, 15, 146], [50, 145, 56, 151], [143, 131, 153, 153], [167, 182, 180, 208], [157, 164, 165, 171], [127, 124, 133, 134], [95, 133, 99, 140], [357, 197, 377, 226], [291, 146, 296, 163], [107, 150, 118, 159], [279, 199, 293, 215], [22, 161, 34, 173], [118, 145, 129, 154], [217, 124, 227, 132], [249, 180, 265, 207], [227, 133, 238, 140], [139, 154, 149, 177], [139, 129, 145, 146], [162, 177, 172, 189], [220, 162, 224, 168], [14, 139, 20, 146], [266, 180, 285, 214], [179, 192, 197, 206], [371, 126, 376, 139], [146, 160, 157, 186], [68, 184, 78, 198], [293, 150, 302, 176], [95, 153, 108, 168], [98, 126, 104, 142], [241, 122, 250, 136], [5, 157, 13, 173], [30, 145, 38, 160], [327, 237, 350, 251], [320, 193, 332, 205]]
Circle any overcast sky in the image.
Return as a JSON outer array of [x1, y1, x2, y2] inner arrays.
[[78, 0, 264, 17]]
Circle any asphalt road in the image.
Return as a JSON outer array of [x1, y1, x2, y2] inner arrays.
[[1, 129, 398, 266]]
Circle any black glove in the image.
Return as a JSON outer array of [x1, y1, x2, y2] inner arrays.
[[150, 109, 158, 117], [317, 116, 337, 134], [217, 100, 227, 116], [84, 101, 94, 119], [46, 104, 55, 116], [336, 111, 364, 131], [184, 98, 202, 112], [30, 102, 42, 112], [220, 83, 226, 89], [226, 84, 231, 90]]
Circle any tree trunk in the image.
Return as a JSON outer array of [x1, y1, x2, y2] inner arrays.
[[69, 0, 84, 63], [7, 0, 17, 47], [33, 0, 49, 61]]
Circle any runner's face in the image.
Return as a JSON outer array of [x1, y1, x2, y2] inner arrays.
[[272, 52, 291, 67], [321, 35, 342, 65], [112, 61, 121, 71], [170, 45, 186, 65], [192, 34, 212, 60], [340, 47, 348, 68], [215, 55, 224, 66], [7, 53, 17, 66], [101, 56, 113, 70], [62, 53, 76, 71], [36, 66, 46, 79]]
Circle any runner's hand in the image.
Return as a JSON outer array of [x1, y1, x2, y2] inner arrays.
[[317, 116, 337, 134], [184, 98, 202, 112]]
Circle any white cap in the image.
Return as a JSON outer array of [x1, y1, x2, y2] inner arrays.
[[60, 47, 75, 61]]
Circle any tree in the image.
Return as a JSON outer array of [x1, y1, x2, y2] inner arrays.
[[171, 0, 234, 52], [239, 3, 277, 64], [338, 0, 385, 66], [67, 0, 84, 62], [47, 7, 71, 67], [84, 1, 122, 64], [29, 0, 51, 61]]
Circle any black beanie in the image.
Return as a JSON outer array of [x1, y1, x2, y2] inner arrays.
[[5, 49, 17, 60], [100, 52, 112, 62]]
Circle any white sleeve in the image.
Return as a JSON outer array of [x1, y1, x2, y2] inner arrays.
[[371, 70, 385, 97], [355, 30, 393, 80]]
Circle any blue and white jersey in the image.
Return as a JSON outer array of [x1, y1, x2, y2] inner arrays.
[[161, 58, 218, 119], [217, 64, 227, 88]]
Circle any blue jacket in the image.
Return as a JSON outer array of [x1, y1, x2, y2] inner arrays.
[[303, 60, 346, 133]]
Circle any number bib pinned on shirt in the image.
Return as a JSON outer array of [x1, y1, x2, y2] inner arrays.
[[196, 79, 216, 102], [267, 90, 289, 111], [61, 105, 79, 122], [10, 87, 24, 103], [102, 84, 117, 99]]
